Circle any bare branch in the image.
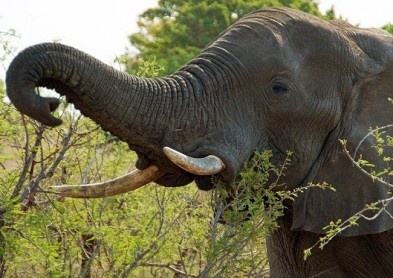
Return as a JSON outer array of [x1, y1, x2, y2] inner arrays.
[[18, 122, 75, 202], [11, 124, 45, 199], [139, 262, 198, 277]]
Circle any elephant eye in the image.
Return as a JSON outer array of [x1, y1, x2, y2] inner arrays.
[[272, 84, 289, 95]]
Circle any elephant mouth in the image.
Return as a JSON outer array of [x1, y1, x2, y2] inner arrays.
[[51, 147, 227, 198]]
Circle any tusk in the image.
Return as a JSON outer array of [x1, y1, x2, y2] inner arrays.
[[50, 165, 165, 198], [163, 147, 226, 175]]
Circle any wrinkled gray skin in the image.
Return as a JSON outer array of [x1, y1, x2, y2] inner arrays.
[[6, 8, 393, 277]]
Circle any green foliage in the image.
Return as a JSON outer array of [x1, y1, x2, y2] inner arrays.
[[121, 0, 335, 76], [204, 150, 283, 276], [383, 23, 393, 35], [203, 150, 333, 276], [0, 27, 18, 67]]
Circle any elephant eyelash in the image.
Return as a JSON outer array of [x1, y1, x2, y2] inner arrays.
[[272, 84, 289, 94]]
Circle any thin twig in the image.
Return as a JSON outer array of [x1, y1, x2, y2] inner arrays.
[[139, 262, 198, 277], [343, 143, 393, 189], [353, 124, 393, 159], [18, 122, 75, 202]]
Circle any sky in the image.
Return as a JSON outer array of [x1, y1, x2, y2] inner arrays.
[[1, 0, 393, 80]]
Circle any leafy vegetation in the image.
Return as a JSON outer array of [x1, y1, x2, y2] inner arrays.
[[0, 28, 18, 67], [383, 23, 393, 35]]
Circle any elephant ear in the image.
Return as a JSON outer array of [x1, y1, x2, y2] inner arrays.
[[292, 27, 393, 236]]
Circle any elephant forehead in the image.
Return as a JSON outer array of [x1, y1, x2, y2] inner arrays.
[[214, 19, 339, 79]]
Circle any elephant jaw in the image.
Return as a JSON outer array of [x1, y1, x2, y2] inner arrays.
[[51, 147, 226, 198]]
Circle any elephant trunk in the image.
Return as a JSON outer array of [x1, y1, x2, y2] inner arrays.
[[6, 43, 232, 187], [6, 43, 245, 197], [6, 43, 195, 152]]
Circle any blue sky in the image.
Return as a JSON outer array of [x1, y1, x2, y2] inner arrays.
[[1, 0, 392, 79]]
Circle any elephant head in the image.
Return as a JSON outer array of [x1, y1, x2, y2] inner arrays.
[[6, 8, 393, 237]]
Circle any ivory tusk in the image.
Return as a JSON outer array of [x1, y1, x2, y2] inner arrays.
[[51, 165, 165, 198], [163, 147, 226, 175]]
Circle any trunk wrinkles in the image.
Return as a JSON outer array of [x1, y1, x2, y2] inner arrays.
[[6, 43, 211, 156]]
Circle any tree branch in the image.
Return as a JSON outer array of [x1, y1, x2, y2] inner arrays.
[[139, 262, 198, 277]]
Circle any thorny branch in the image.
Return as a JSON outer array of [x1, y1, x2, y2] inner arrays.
[[17, 122, 75, 203], [121, 189, 201, 277], [11, 119, 45, 199]]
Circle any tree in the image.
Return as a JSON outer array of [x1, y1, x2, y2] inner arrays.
[[120, 0, 335, 76], [383, 23, 393, 35]]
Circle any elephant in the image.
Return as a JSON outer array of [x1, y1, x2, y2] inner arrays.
[[6, 7, 393, 277]]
